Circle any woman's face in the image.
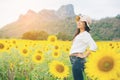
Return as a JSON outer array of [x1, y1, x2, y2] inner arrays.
[[76, 20, 85, 29]]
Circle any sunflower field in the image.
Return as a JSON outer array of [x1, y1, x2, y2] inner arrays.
[[0, 35, 120, 80]]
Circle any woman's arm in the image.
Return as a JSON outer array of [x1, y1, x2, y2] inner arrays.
[[76, 34, 97, 58], [83, 50, 91, 57], [76, 35, 97, 58]]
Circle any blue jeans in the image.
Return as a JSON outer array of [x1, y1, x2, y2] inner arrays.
[[70, 56, 86, 80]]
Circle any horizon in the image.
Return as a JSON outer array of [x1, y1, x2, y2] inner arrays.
[[0, 0, 120, 28]]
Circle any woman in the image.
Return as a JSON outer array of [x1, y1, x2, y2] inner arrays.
[[69, 15, 97, 80]]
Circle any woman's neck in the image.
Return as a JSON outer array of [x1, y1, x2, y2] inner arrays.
[[80, 29, 85, 33]]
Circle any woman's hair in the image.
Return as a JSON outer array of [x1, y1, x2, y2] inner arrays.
[[73, 21, 90, 40]]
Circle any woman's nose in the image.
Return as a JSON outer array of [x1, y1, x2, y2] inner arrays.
[[78, 22, 81, 25]]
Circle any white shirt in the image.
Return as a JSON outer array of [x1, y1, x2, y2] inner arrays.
[[70, 31, 97, 54]]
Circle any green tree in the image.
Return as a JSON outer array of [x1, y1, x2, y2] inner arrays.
[[22, 30, 49, 40], [116, 14, 120, 19], [56, 32, 72, 41]]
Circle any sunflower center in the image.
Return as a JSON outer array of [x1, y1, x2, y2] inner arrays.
[[98, 56, 114, 72], [12, 40, 16, 44], [23, 49, 28, 54], [56, 64, 64, 73], [7, 47, 9, 50], [0, 43, 4, 49], [51, 38, 55, 42], [55, 46, 59, 50], [38, 50, 42, 53], [66, 48, 69, 51], [109, 43, 112, 46], [54, 52, 58, 56], [36, 55, 41, 61]]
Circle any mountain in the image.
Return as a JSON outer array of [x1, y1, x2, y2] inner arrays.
[[57, 4, 75, 19], [0, 4, 75, 38], [0, 4, 120, 40]]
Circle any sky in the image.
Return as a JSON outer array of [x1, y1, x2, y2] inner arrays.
[[0, 0, 120, 28]]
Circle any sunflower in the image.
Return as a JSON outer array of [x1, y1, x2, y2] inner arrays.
[[0, 41, 7, 53], [52, 50, 61, 58], [32, 53, 44, 64], [85, 48, 120, 80], [9, 39, 19, 48], [34, 49, 43, 54], [53, 43, 60, 51], [62, 45, 70, 53], [19, 47, 30, 57], [49, 61, 69, 79], [109, 42, 120, 54], [47, 35, 57, 43], [24, 58, 29, 63]]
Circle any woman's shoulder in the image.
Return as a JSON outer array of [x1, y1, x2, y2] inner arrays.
[[84, 31, 91, 37], [83, 31, 94, 43]]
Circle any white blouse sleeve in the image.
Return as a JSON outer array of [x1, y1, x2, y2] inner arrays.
[[84, 34, 97, 51], [88, 35, 97, 51]]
